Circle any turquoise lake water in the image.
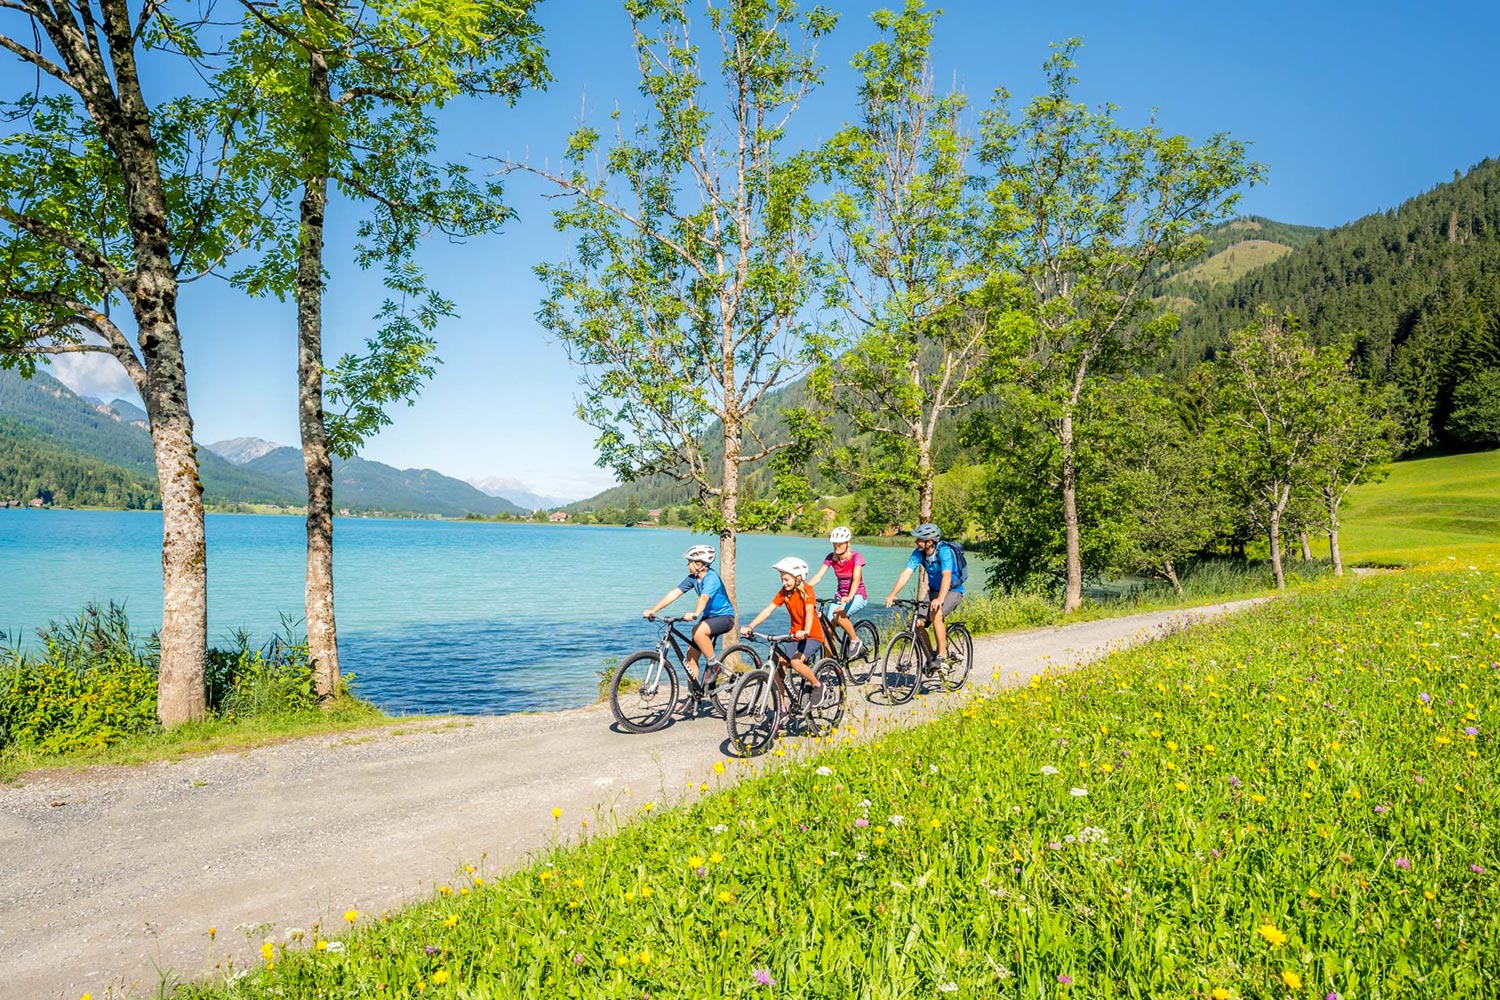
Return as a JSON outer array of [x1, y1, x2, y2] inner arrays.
[[0, 510, 944, 715]]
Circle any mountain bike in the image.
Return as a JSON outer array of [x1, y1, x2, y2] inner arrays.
[[608, 615, 762, 733], [725, 631, 847, 757], [817, 599, 881, 686], [879, 598, 972, 705]]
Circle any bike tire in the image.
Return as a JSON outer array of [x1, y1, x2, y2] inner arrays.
[[726, 668, 782, 757], [704, 642, 762, 719], [846, 619, 881, 685], [939, 623, 973, 692], [804, 660, 847, 737], [881, 633, 921, 705], [609, 650, 679, 733]]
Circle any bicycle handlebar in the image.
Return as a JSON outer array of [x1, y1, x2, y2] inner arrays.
[[740, 630, 798, 644], [644, 613, 696, 624]]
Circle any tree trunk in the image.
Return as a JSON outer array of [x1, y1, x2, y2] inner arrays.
[[720, 419, 741, 618], [297, 48, 340, 702], [1299, 531, 1313, 561], [1328, 497, 1344, 577], [1060, 407, 1083, 612], [916, 434, 935, 524], [1163, 560, 1182, 596], [1268, 508, 1286, 590], [140, 324, 209, 727]]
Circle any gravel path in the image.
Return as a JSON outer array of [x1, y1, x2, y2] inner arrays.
[[0, 599, 1261, 1000]]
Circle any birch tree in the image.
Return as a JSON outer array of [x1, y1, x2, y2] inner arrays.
[[521, 0, 838, 602], [0, 3, 271, 725], [979, 42, 1259, 611], [222, 0, 546, 700], [816, 0, 1024, 522]]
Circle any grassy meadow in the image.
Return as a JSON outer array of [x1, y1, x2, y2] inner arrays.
[[173, 473, 1499, 998], [1338, 450, 1500, 565]]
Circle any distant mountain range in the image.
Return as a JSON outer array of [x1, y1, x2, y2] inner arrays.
[[0, 370, 525, 517], [463, 476, 574, 511]]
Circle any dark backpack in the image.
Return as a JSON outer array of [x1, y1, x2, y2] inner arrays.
[[938, 540, 967, 588]]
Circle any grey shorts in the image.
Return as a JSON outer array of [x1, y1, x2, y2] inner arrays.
[[926, 591, 962, 618]]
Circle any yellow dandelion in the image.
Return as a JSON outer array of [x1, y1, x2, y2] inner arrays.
[[709, 851, 724, 864], [930, 818, 942, 830], [316, 939, 329, 952], [1211, 989, 1231, 1000], [260, 942, 275, 963], [713, 761, 725, 775], [717, 890, 733, 903], [443, 914, 459, 928], [432, 970, 450, 986], [689, 854, 705, 867], [1257, 923, 1288, 947], [552, 807, 563, 819], [344, 909, 359, 924], [1281, 970, 1302, 990]]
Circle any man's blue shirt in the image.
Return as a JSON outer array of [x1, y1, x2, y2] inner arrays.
[[907, 544, 963, 594], [679, 568, 735, 618]]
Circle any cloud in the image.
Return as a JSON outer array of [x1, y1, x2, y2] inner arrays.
[[45, 352, 140, 404]]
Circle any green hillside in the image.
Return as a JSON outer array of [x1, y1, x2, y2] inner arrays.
[[243, 447, 526, 517], [1340, 449, 1500, 564], [1170, 157, 1500, 448], [0, 417, 158, 508]]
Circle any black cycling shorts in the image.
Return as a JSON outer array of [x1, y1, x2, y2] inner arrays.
[[699, 615, 734, 638]]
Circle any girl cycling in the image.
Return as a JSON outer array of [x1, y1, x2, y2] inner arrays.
[[807, 526, 868, 660]]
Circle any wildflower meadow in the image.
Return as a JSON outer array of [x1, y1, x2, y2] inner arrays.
[[177, 560, 1496, 999]]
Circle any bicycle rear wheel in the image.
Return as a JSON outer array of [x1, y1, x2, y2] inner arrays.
[[804, 661, 846, 736], [938, 623, 972, 692], [609, 651, 679, 733], [845, 619, 881, 685], [880, 633, 921, 705], [726, 668, 783, 757], [704, 642, 761, 719]]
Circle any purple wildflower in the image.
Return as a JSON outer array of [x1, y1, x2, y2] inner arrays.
[[425, 945, 439, 956], [1058, 974, 1074, 986], [1327, 993, 1342, 1000], [1465, 726, 1479, 736], [573, 953, 586, 966], [1471, 864, 1487, 874], [1048, 841, 1063, 850], [854, 817, 869, 828], [696, 866, 707, 878], [1394, 857, 1412, 870], [1374, 805, 1389, 814], [1228, 775, 1242, 788], [1211, 848, 1221, 859], [752, 968, 776, 987], [1419, 692, 1431, 703]]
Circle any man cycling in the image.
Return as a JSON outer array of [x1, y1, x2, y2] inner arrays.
[[883, 523, 962, 669], [643, 544, 734, 686]]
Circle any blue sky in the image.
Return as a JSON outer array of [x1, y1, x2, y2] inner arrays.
[[11, 1, 1500, 500]]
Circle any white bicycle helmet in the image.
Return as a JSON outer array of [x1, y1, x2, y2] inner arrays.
[[772, 556, 809, 578], [829, 526, 852, 544], [683, 544, 716, 564]]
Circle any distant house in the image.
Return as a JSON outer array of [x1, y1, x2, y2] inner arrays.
[[819, 506, 837, 520], [548, 510, 570, 522], [28, 497, 47, 508], [647, 508, 663, 523]]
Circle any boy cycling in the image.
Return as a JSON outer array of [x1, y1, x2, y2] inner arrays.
[[883, 522, 962, 668], [740, 557, 833, 707], [806, 526, 868, 659], [643, 544, 734, 685]]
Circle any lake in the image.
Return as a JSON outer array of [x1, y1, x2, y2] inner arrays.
[[0, 510, 943, 715]]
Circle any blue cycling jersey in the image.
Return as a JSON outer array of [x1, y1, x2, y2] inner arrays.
[[679, 568, 735, 619], [907, 545, 963, 594]]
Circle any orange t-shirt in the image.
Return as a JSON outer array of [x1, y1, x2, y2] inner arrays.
[[773, 583, 825, 643]]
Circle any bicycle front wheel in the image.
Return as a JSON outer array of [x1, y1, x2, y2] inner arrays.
[[705, 642, 762, 719], [726, 668, 782, 757], [609, 651, 679, 733], [881, 633, 921, 705], [939, 623, 972, 692]]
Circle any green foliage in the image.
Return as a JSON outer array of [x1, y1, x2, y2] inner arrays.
[[1, 605, 337, 760], [0, 603, 158, 755], [1446, 369, 1500, 444], [172, 565, 1500, 1000], [955, 590, 1059, 633]]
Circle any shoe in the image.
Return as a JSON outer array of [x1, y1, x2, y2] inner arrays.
[[702, 660, 723, 686], [846, 639, 864, 661], [930, 653, 948, 672], [810, 683, 838, 709]]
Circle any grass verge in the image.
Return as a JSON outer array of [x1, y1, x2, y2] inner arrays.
[[173, 560, 1498, 999]]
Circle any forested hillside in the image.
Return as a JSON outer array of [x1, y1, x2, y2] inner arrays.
[[1169, 158, 1500, 447], [242, 448, 526, 517], [0, 417, 158, 508]]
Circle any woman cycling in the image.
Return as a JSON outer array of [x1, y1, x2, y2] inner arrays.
[[807, 526, 868, 659]]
